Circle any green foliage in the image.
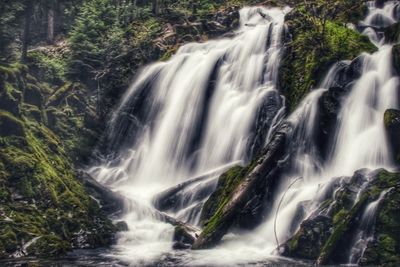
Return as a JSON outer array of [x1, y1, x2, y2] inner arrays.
[[27, 50, 67, 84], [0, 63, 115, 259], [279, 4, 376, 111], [68, 0, 125, 83], [0, 0, 25, 61]]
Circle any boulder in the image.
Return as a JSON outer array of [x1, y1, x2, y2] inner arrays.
[[114, 221, 129, 232], [280, 169, 400, 266], [282, 215, 333, 260], [0, 111, 24, 137], [173, 224, 196, 250]]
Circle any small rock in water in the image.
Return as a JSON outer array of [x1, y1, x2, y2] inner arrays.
[[114, 221, 129, 232]]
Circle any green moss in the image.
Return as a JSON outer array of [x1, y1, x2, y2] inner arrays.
[[0, 64, 115, 258], [318, 193, 369, 264], [26, 234, 70, 257], [199, 160, 259, 237], [280, 9, 376, 111], [0, 110, 25, 137], [0, 226, 18, 253], [332, 209, 348, 225], [46, 82, 73, 106], [27, 50, 67, 84]]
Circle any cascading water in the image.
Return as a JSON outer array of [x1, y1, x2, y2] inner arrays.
[[237, 0, 400, 263], [88, 1, 399, 266], [89, 6, 288, 265], [348, 188, 392, 264]]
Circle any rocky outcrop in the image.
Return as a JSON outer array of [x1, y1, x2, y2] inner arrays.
[[384, 109, 400, 164], [281, 169, 400, 266], [279, 3, 376, 111], [384, 22, 400, 43], [316, 57, 364, 159], [0, 63, 116, 259]]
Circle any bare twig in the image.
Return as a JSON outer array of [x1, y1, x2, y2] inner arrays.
[[274, 176, 303, 249]]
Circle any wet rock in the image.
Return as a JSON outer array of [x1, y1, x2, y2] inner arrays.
[[173, 224, 196, 250], [154, 173, 217, 212], [384, 22, 400, 43], [78, 172, 125, 215], [384, 109, 400, 163], [114, 221, 129, 232], [392, 43, 400, 75], [247, 89, 284, 159], [282, 215, 333, 260], [316, 58, 364, 159], [281, 169, 400, 265], [192, 123, 291, 249]]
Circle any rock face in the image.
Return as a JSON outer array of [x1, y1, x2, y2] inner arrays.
[[278, 3, 376, 111], [384, 22, 400, 43], [281, 169, 400, 266], [384, 109, 400, 163], [316, 58, 364, 159], [192, 123, 291, 249]]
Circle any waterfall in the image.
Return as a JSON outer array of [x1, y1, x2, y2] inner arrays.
[[89, 6, 288, 264], [243, 0, 400, 263], [87, 1, 399, 265]]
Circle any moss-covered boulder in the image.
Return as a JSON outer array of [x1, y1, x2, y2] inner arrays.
[[279, 4, 376, 111], [284, 215, 333, 260]]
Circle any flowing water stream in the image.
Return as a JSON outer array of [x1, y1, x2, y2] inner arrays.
[[88, 1, 399, 266]]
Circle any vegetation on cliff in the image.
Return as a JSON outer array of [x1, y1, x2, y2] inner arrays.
[[279, 0, 376, 110], [0, 63, 115, 258]]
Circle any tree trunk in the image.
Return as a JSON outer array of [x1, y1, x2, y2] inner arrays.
[[22, 1, 34, 62], [152, 0, 159, 15], [47, 1, 55, 44]]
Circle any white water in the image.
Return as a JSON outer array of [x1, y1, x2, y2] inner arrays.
[[90, 6, 289, 265], [89, 1, 400, 266], [348, 188, 392, 264], [184, 1, 400, 265], [244, 0, 400, 261]]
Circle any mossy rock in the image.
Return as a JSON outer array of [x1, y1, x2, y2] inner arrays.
[[279, 6, 376, 111], [282, 169, 400, 265], [26, 234, 70, 257], [0, 226, 18, 253], [21, 104, 43, 123], [384, 109, 400, 163], [24, 83, 43, 107], [0, 110, 25, 137], [392, 44, 400, 75], [0, 82, 22, 115]]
